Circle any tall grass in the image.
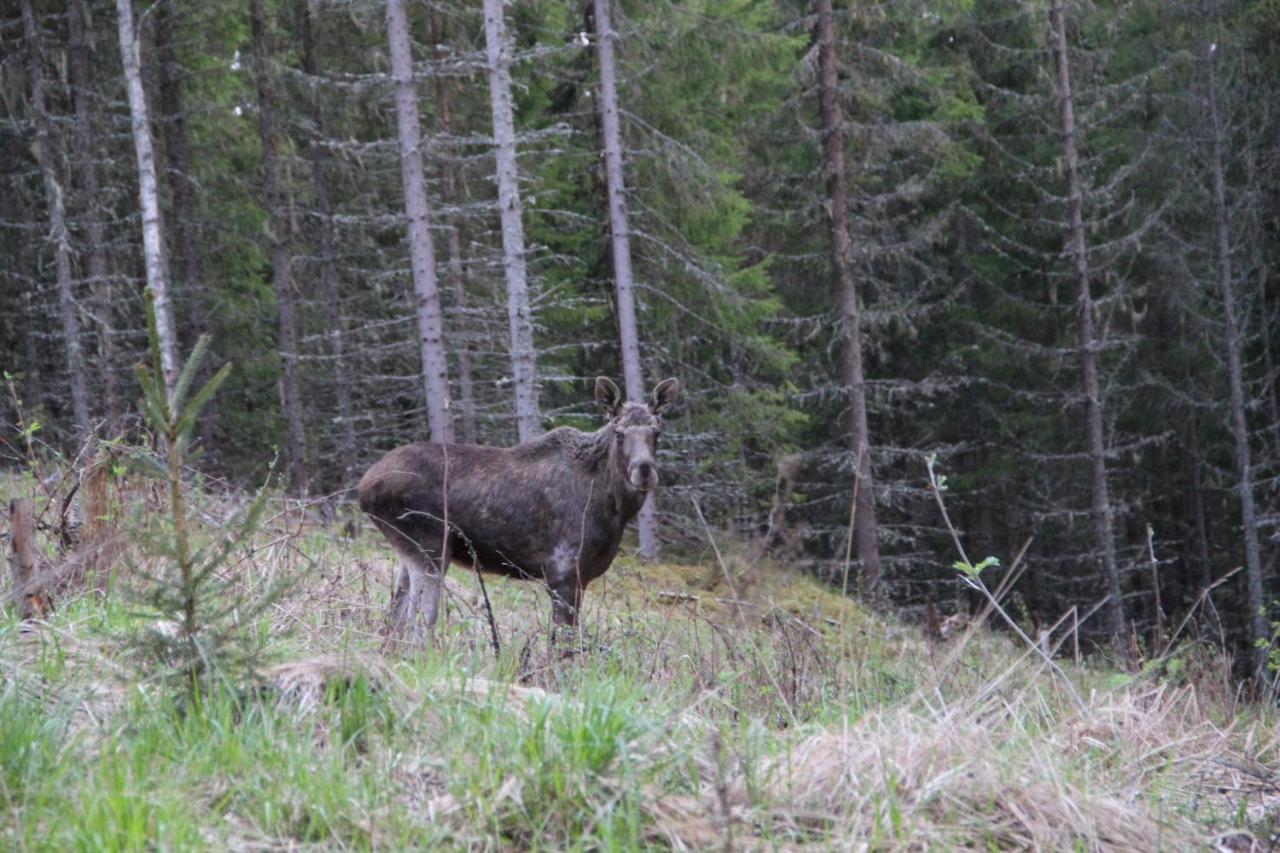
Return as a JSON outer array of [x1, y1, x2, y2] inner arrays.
[[0, 492, 1275, 850]]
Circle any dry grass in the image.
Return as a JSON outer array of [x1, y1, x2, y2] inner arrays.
[[2, 489, 1279, 849]]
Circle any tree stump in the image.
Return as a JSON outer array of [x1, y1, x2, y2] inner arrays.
[[7, 498, 46, 619]]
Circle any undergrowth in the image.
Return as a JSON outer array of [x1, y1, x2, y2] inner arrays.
[[0, 487, 1277, 850]]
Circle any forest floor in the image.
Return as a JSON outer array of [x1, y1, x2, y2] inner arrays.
[[1, 488, 1278, 850]]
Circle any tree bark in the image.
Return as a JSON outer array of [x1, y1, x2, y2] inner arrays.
[[1205, 44, 1266, 676], [816, 0, 881, 596], [300, 1, 359, 479], [1184, 415, 1213, 592], [431, 12, 477, 445], [483, 0, 541, 443], [22, 0, 91, 440], [68, 0, 121, 435], [385, 0, 453, 444], [117, 0, 180, 401], [1257, 269, 1280, 463], [592, 0, 658, 557], [8, 498, 40, 619], [155, 1, 217, 456], [251, 0, 309, 495], [1048, 0, 1125, 649], [19, 287, 44, 414]]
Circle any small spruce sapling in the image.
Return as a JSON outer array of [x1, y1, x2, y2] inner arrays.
[[125, 298, 286, 695]]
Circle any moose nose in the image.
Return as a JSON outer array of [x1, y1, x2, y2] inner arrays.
[[631, 462, 658, 490]]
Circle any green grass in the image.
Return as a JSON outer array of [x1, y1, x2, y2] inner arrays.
[[0, 500, 1275, 850]]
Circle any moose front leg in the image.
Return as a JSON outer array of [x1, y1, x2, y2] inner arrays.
[[548, 577, 584, 628], [547, 577, 585, 659]]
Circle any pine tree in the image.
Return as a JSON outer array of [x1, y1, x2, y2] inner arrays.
[[117, 0, 180, 401], [591, 0, 658, 556], [1048, 0, 1126, 649], [385, 0, 453, 444], [483, 0, 541, 442], [22, 0, 91, 440]]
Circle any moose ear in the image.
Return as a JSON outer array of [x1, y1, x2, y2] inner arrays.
[[594, 376, 623, 417], [651, 378, 681, 415]]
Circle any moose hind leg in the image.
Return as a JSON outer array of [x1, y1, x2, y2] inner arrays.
[[387, 543, 445, 638], [387, 561, 414, 635], [400, 537, 452, 640]]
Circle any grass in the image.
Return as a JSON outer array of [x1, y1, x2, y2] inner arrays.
[[1, 493, 1278, 850]]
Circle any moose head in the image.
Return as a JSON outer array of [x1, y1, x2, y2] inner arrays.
[[595, 376, 681, 493]]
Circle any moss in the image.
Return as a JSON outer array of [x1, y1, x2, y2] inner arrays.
[[597, 554, 867, 629]]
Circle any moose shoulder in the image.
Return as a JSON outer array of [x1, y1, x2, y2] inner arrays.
[[358, 376, 681, 637]]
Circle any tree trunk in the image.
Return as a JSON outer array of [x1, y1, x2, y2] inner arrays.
[[483, 0, 541, 442], [22, 0, 91, 441], [1048, 0, 1125, 649], [68, 0, 121, 435], [592, 0, 658, 558], [251, 0, 309, 495], [1205, 45, 1266, 676], [155, 1, 217, 456], [8, 499, 41, 619], [116, 0, 180, 401], [20, 287, 44, 414], [1257, 269, 1280, 463], [300, 1, 359, 479], [816, 0, 881, 596], [385, 0, 453, 444], [1184, 415, 1213, 592], [431, 12, 477, 445]]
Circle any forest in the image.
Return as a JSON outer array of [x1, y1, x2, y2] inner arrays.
[[7, 0, 1280, 847], [3, 0, 1280, 677]]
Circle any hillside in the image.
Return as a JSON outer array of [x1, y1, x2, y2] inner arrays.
[[1, 497, 1274, 851]]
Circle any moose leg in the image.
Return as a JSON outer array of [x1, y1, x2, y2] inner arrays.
[[386, 537, 450, 639], [407, 536, 453, 638], [548, 577, 584, 628], [388, 562, 414, 634], [547, 578, 586, 659]]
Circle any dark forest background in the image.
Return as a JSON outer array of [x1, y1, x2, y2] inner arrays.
[[3, 0, 1279, 671]]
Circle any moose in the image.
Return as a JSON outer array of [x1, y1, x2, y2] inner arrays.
[[358, 376, 681, 637]]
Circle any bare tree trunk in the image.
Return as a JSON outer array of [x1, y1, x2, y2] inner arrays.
[[251, 0, 308, 495], [1205, 45, 1266, 676], [816, 0, 881, 596], [20, 287, 44, 413], [117, 0, 179, 400], [483, 0, 541, 442], [155, 2, 217, 456], [300, 2, 359, 479], [385, 0, 453, 444], [1049, 0, 1125, 649], [431, 12, 477, 445], [69, 0, 121, 435], [591, 0, 658, 558], [1184, 416, 1213, 592], [1257, 269, 1280, 463], [22, 0, 91, 440]]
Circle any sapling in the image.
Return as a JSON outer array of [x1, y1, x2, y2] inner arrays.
[[926, 454, 1085, 711], [125, 299, 286, 695]]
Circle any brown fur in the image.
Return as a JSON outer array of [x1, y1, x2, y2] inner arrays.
[[358, 377, 680, 636]]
